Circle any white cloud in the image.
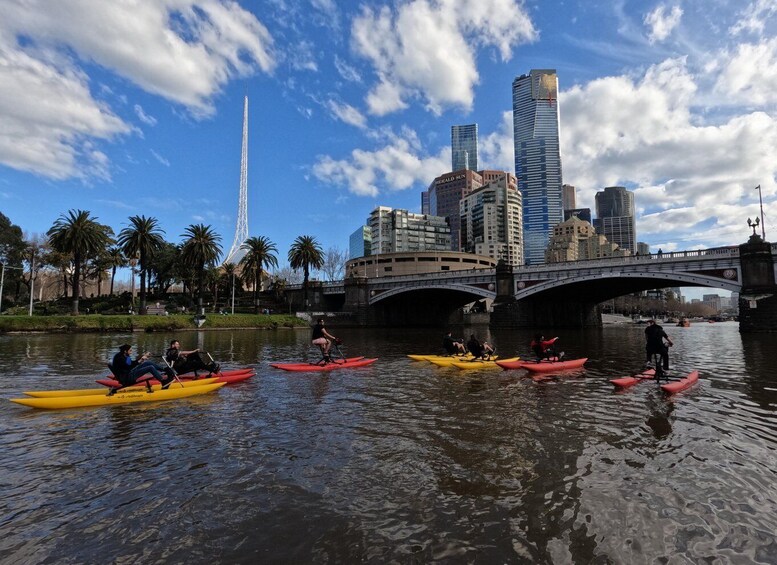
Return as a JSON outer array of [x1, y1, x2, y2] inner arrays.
[[731, 0, 777, 36], [714, 38, 777, 105], [643, 5, 683, 43], [351, 0, 536, 116], [334, 55, 362, 83], [312, 130, 449, 197], [0, 37, 130, 180], [0, 0, 276, 116], [134, 104, 157, 126], [326, 100, 367, 129], [560, 58, 777, 247], [479, 111, 515, 172], [150, 149, 170, 167], [0, 0, 276, 181]]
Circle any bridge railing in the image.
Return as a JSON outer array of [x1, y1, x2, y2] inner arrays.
[[516, 245, 740, 273], [284, 269, 498, 290], [284, 245, 745, 289]]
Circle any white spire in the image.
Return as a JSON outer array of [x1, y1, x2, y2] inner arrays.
[[223, 95, 250, 265]]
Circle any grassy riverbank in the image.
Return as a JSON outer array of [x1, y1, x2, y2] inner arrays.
[[0, 313, 307, 333]]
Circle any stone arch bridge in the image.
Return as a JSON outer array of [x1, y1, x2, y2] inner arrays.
[[286, 239, 777, 330]]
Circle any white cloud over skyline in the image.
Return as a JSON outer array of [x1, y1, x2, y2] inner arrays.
[[2, 0, 777, 256]]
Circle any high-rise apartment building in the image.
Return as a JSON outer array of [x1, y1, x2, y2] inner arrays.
[[460, 172, 523, 266], [349, 226, 372, 258], [421, 190, 430, 215], [368, 206, 451, 254], [451, 124, 478, 172], [428, 169, 484, 251], [594, 186, 636, 253], [513, 69, 564, 265], [637, 241, 650, 256]]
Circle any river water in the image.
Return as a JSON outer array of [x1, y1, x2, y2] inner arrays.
[[1, 322, 777, 564]]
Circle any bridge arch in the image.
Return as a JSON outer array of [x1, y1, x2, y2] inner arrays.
[[370, 282, 496, 305], [516, 270, 742, 301]]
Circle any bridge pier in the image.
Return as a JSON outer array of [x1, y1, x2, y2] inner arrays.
[[490, 261, 602, 328], [491, 300, 602, 328], [738, 235, 777, 332]]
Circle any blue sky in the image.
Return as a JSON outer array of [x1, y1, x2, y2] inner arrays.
[[1, 0, 775, 298]]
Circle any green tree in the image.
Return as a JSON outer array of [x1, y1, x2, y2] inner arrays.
[[180, 224, 222, 314], [239, 236, 279, 313], [288, 235, 324, 309], [117, 216, 165, 314], [0, 213, 27, 310], [46, 210, 113, 315], [146, 241, 180, 294], [106, 246, 126, 296]]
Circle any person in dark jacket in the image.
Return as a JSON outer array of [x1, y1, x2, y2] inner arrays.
[[442, 331, 466, 355], [165, 340, 219, 375], [466, 334, 495, 359], [311, 318, 339, 361], [645, 320, 673, 370], [110, 344, 174, 390]]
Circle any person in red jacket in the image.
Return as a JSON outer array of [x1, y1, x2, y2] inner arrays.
[[530, 334, 561, 360]]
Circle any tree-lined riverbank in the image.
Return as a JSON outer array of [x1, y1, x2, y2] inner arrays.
[[0, 313, 307, 333]]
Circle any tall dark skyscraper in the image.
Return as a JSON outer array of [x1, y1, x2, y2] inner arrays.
[[594, 186, 636, 253], [512, 69, 563, 265], [451, 124, 478, 172]]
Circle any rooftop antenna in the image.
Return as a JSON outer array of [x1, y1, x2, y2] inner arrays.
[[223, 96, 250, 265]]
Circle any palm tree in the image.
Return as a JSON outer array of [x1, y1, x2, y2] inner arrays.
[[46, 209, 113, 315], [107, 246, 126, 296], [288, 235, 324, 310], [180, 224, 222, 314], [239, 236, 279, 313], [117, 216, 165, 315]]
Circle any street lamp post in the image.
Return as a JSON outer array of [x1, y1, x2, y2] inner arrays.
[[28, 254, 35, 316], [755, 185, 766, 239], [748, 217, 761, 238], [231, 271, 236, 315]]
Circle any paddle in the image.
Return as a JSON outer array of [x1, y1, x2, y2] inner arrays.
[[159, 355, 187, 389]]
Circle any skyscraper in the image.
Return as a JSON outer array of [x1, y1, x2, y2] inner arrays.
[[460, 172, 523, 266], [562, 184, 576, 211], [427, 169, 484, 251], [512, 69, 563, 265], [451, 124, 478, 172], [594, 186, 636, 253]]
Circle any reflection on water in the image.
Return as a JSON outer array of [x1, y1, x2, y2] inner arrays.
[[1, 323, 777, 563]]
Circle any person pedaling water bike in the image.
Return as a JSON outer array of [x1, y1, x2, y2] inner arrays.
[[530, 334, 563, 361], [109, 344, 175, 393], [311, 318, 340, 362], [644, 319, 673, 372], [442, 331, 466, 355], [466, 334, 495, 359], [164, 339, 220, 375]]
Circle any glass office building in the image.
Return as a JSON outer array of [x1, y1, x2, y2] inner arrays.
[[594, 186, 636, 253], [512, 69, 563, 265], [451, 124, 478, 172], [349, 225, 372, 258]]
